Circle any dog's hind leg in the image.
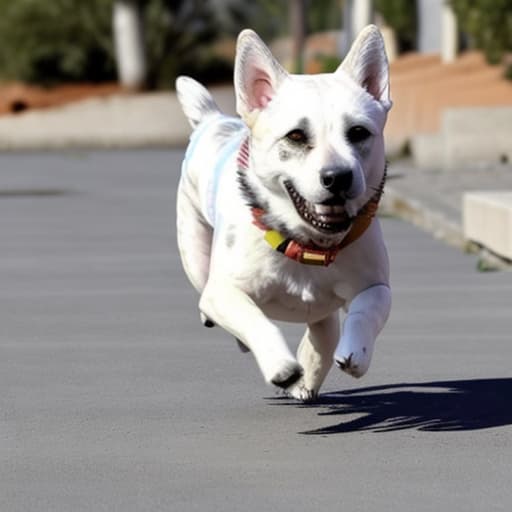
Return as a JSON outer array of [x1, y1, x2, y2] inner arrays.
[[287, 312, 340, 402], [176, 180, 212, 296]]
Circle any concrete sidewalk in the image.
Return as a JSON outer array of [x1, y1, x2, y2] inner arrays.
[[382, 159, 512, 252], [0, 88, 511, 256], [0, 87, 236, 150]]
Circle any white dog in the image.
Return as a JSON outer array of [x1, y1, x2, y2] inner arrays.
[[176, 25, 392, 401]]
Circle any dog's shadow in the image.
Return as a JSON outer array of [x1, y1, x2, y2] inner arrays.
[[270, 378, 512, 434]]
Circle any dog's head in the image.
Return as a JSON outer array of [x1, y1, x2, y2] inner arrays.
[[235, 26, 392, 248]]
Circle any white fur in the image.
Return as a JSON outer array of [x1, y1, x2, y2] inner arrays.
[[176, 26, 392, 401]]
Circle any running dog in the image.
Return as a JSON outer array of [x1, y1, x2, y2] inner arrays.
[[176, 25, 392, 401]]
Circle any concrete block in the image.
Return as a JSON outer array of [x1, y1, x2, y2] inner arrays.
[[443, 107, 512, 170], [0, 86, 236, 150], [411, 106, 512, 170], [463, 191, 512, 260], [411, 132, 445, 169]]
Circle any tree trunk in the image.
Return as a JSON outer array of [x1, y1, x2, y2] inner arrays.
[[290, 0, 306, 73]]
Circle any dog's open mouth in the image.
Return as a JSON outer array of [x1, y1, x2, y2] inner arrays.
[[284, 181, 353, 233]]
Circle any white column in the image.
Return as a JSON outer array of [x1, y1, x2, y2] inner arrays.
[[352, 0, 373, 37], [417, 0, 442, 53], [441, 3, 458, 63], [113, 1, 147, 89], [342, 0, 373, 55]]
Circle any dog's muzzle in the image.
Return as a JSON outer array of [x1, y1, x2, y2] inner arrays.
[[284, 180, 353, 234]]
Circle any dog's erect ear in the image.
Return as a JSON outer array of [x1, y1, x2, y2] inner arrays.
[[337, 25, 392, 111], [234, 29, 288, 121]]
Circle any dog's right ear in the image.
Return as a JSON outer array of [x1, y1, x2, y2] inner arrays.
[[234, 29, 288, 123]]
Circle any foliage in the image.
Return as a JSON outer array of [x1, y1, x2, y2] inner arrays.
[[450, 0, 512, 66], [315, 54, 341, 74], [224, 0, 289, 41], [374, 0, 417, 52], [0, 0, 116, 84], [224, 0, 342, 40], [142, 0, 230, 88], [306, 0, 342, 34], [0, 0, 231, 87]]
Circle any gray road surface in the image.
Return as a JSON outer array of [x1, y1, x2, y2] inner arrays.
[[1, 150, 511, 512]]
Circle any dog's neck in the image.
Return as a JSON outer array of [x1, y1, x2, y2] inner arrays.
[[237, 138, 386, 266]]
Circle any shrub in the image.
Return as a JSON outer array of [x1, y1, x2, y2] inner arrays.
[[0, 0, 116, 84], [374, 0, 417, 52], [0, 0, 232, 87], [143, 0, 230, 88], [450, 0, 512, 66]]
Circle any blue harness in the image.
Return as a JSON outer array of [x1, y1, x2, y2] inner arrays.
[[182, 115, 246, 226]]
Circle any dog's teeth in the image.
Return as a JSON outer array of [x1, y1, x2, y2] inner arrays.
[[314, 203, 346, 215], [314, 204, 333, 215]]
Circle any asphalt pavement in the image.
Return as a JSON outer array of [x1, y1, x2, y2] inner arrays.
[[1, 149, 511, 511]]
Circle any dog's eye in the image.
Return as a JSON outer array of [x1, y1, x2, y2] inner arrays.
[[285, 129, 308, 145], [346, 126, 372, 144]]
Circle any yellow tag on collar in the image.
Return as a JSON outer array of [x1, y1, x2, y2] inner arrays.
[[263, 229, 336, 266], [264, 230, 286, 250]]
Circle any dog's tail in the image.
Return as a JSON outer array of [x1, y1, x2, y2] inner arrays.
[[175, 76, 221, 129]]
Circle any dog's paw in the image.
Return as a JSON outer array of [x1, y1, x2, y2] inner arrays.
[[286, 381, 318, 402], [334, 352, 366, 378], [199, 311, 215, 328], [270, 361, 303, 389]]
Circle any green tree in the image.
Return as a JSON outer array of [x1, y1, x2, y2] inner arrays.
[[0, 0, 115, 84], [143, 0, 229, 88], [224, 0, 289, 41], [0, 0, 231, 87], [450, 0, 512, 65], [224, 0, 342, 40], [307, 0, 342, 34], [374, 0, 417, 52]]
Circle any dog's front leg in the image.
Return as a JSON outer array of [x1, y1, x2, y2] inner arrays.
[[199, 278, 303, 388], [334, 284, 391, 378], [287, 312, 340, 402]]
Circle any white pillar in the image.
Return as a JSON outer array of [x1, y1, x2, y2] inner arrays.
[[352, 0, 373, 37], [113, 1, 147, 89], [441, 3, 458, 63], [342, 0, 373, 55], [417, 0, 442, 53], [341, 0, 353, 55]]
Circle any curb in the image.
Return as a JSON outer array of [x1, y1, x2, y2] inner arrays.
[[380, 183, 466, 250]]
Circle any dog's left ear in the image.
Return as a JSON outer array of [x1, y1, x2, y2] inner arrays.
[[337, 25, 392, 111], [234, 29, 288, 122]]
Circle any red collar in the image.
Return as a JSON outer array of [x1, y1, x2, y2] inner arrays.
[[238, 138, 385, 267]]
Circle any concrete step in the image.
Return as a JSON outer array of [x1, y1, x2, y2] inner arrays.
[[463, 191, 512, 261], [412, 106, 512, 170]]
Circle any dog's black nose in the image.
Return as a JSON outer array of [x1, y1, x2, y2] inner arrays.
[[320, 167, 353, 195]]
